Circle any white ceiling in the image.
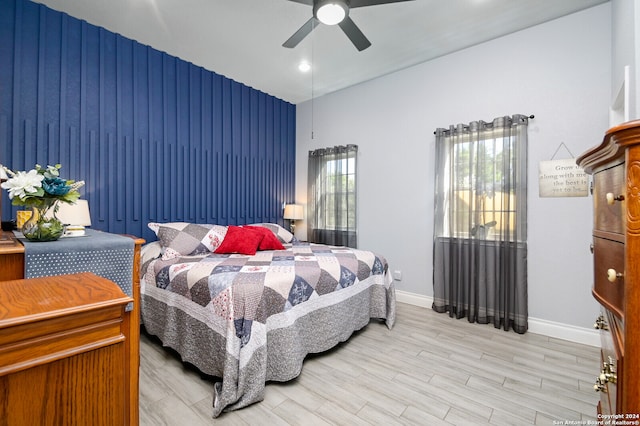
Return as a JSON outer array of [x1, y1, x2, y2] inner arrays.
[[33, 0, 608, 104]]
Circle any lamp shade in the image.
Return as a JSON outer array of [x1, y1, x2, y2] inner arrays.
[[55, 199, 92, 226], [283, 204, 304, 220]]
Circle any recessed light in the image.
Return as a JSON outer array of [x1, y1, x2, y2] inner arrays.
[[298, 61, 311, 72]]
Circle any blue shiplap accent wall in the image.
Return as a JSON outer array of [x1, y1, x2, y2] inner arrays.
[[0, 0, 296, 242]]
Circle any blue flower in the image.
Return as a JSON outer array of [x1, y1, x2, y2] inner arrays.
[[42, 177, 71, 196]]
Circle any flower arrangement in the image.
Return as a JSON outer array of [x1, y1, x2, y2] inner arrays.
[[1, 164, 85, 241]]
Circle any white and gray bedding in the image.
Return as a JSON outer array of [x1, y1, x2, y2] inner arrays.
[[139, 222, 396, 417]]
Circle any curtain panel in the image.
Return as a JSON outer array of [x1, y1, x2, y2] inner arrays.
[[307, 145, 358, 248], [433, 115, 529, 333]]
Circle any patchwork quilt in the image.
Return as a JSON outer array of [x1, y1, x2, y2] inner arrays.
[[140, 241, 396, 417]]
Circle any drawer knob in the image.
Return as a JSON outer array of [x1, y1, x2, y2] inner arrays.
[[593, 314, 608, 330], [607, 268, 623, 282], [594, 358, 617, 392], [606, 192, 625, 205], [594, 377, 607, 392], [601, 358, 617, 384]]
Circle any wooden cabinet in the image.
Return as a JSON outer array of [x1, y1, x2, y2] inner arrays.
[[0, 272, 132, 425], [577, 119, 640, 415], [0, 231, 144, 425]]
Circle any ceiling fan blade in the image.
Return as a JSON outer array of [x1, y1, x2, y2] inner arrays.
[[350, 0, 414, 8], [286, 0, 313, 5], [283, 18, 318, 48], [338, 17, 371, 51]]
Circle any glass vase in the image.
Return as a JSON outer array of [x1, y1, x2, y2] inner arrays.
[[21, 204, 64, 242]]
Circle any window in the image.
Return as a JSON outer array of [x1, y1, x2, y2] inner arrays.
[[433, 115, 529, 333], [446, 130, 521, 241], [320, 155, 356, 230], [307, 145, 358, 247]]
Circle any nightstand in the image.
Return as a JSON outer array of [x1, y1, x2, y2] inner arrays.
[[0, 272, 132, 424]]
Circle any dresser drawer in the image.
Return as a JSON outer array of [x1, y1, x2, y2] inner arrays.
[[597, 351, 614, 415], [595, 309, 613, 415], [593, 164, 625, 234], [600, 310, 622, 415], [593, 237, 625, 319]]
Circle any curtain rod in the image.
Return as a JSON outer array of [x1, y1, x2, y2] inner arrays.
[[433, 114, 535, 135]]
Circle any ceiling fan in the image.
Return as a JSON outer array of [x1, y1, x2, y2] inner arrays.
[[282, 0, 414, 52]]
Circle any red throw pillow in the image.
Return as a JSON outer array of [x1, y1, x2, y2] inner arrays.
[[214, 226, 264, 255], [245, 226, 286, 251]]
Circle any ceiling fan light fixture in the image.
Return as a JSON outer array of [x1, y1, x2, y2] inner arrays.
[[315, 1, 348, 26], [284, 0, 410, 51]]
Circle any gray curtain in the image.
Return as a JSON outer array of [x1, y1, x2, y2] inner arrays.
[[433, 115, 528, 333], [307, 145, 358, 248]]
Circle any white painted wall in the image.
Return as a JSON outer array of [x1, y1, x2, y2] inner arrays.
[[611, 0, 639, 122], [294, 4, 611, 330]]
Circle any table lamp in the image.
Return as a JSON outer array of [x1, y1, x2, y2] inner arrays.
[[283, 204, 303, 234], [56, 199, 92, 236]]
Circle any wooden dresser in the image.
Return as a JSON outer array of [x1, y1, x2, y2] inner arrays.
[[577, 120, 640, 415], [0, 231, 144, 425], [0, 273, 132, 425]]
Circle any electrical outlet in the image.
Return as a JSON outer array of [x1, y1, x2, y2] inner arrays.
[[392, 270, 402, 281]]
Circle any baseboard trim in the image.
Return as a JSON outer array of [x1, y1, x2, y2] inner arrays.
[[527, 316, 599, 347], [395, 289, 433, 308], [395, 290, 599, 347]]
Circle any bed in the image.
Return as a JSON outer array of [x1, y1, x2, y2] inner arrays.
[[139, 222, 396, 417]]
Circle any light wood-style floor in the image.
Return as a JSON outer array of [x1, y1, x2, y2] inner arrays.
[[139, 302, 600, 425]]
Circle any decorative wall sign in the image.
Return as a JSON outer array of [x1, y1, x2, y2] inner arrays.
[[539, 158, 589, 197]]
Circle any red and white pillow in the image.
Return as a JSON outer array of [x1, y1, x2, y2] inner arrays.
[[148, 222, 227, 260], [149, 222, 286, 259]]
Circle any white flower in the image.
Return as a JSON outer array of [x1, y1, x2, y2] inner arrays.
[[0, 169, 44, 200], [69, 180, 85, 191]]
